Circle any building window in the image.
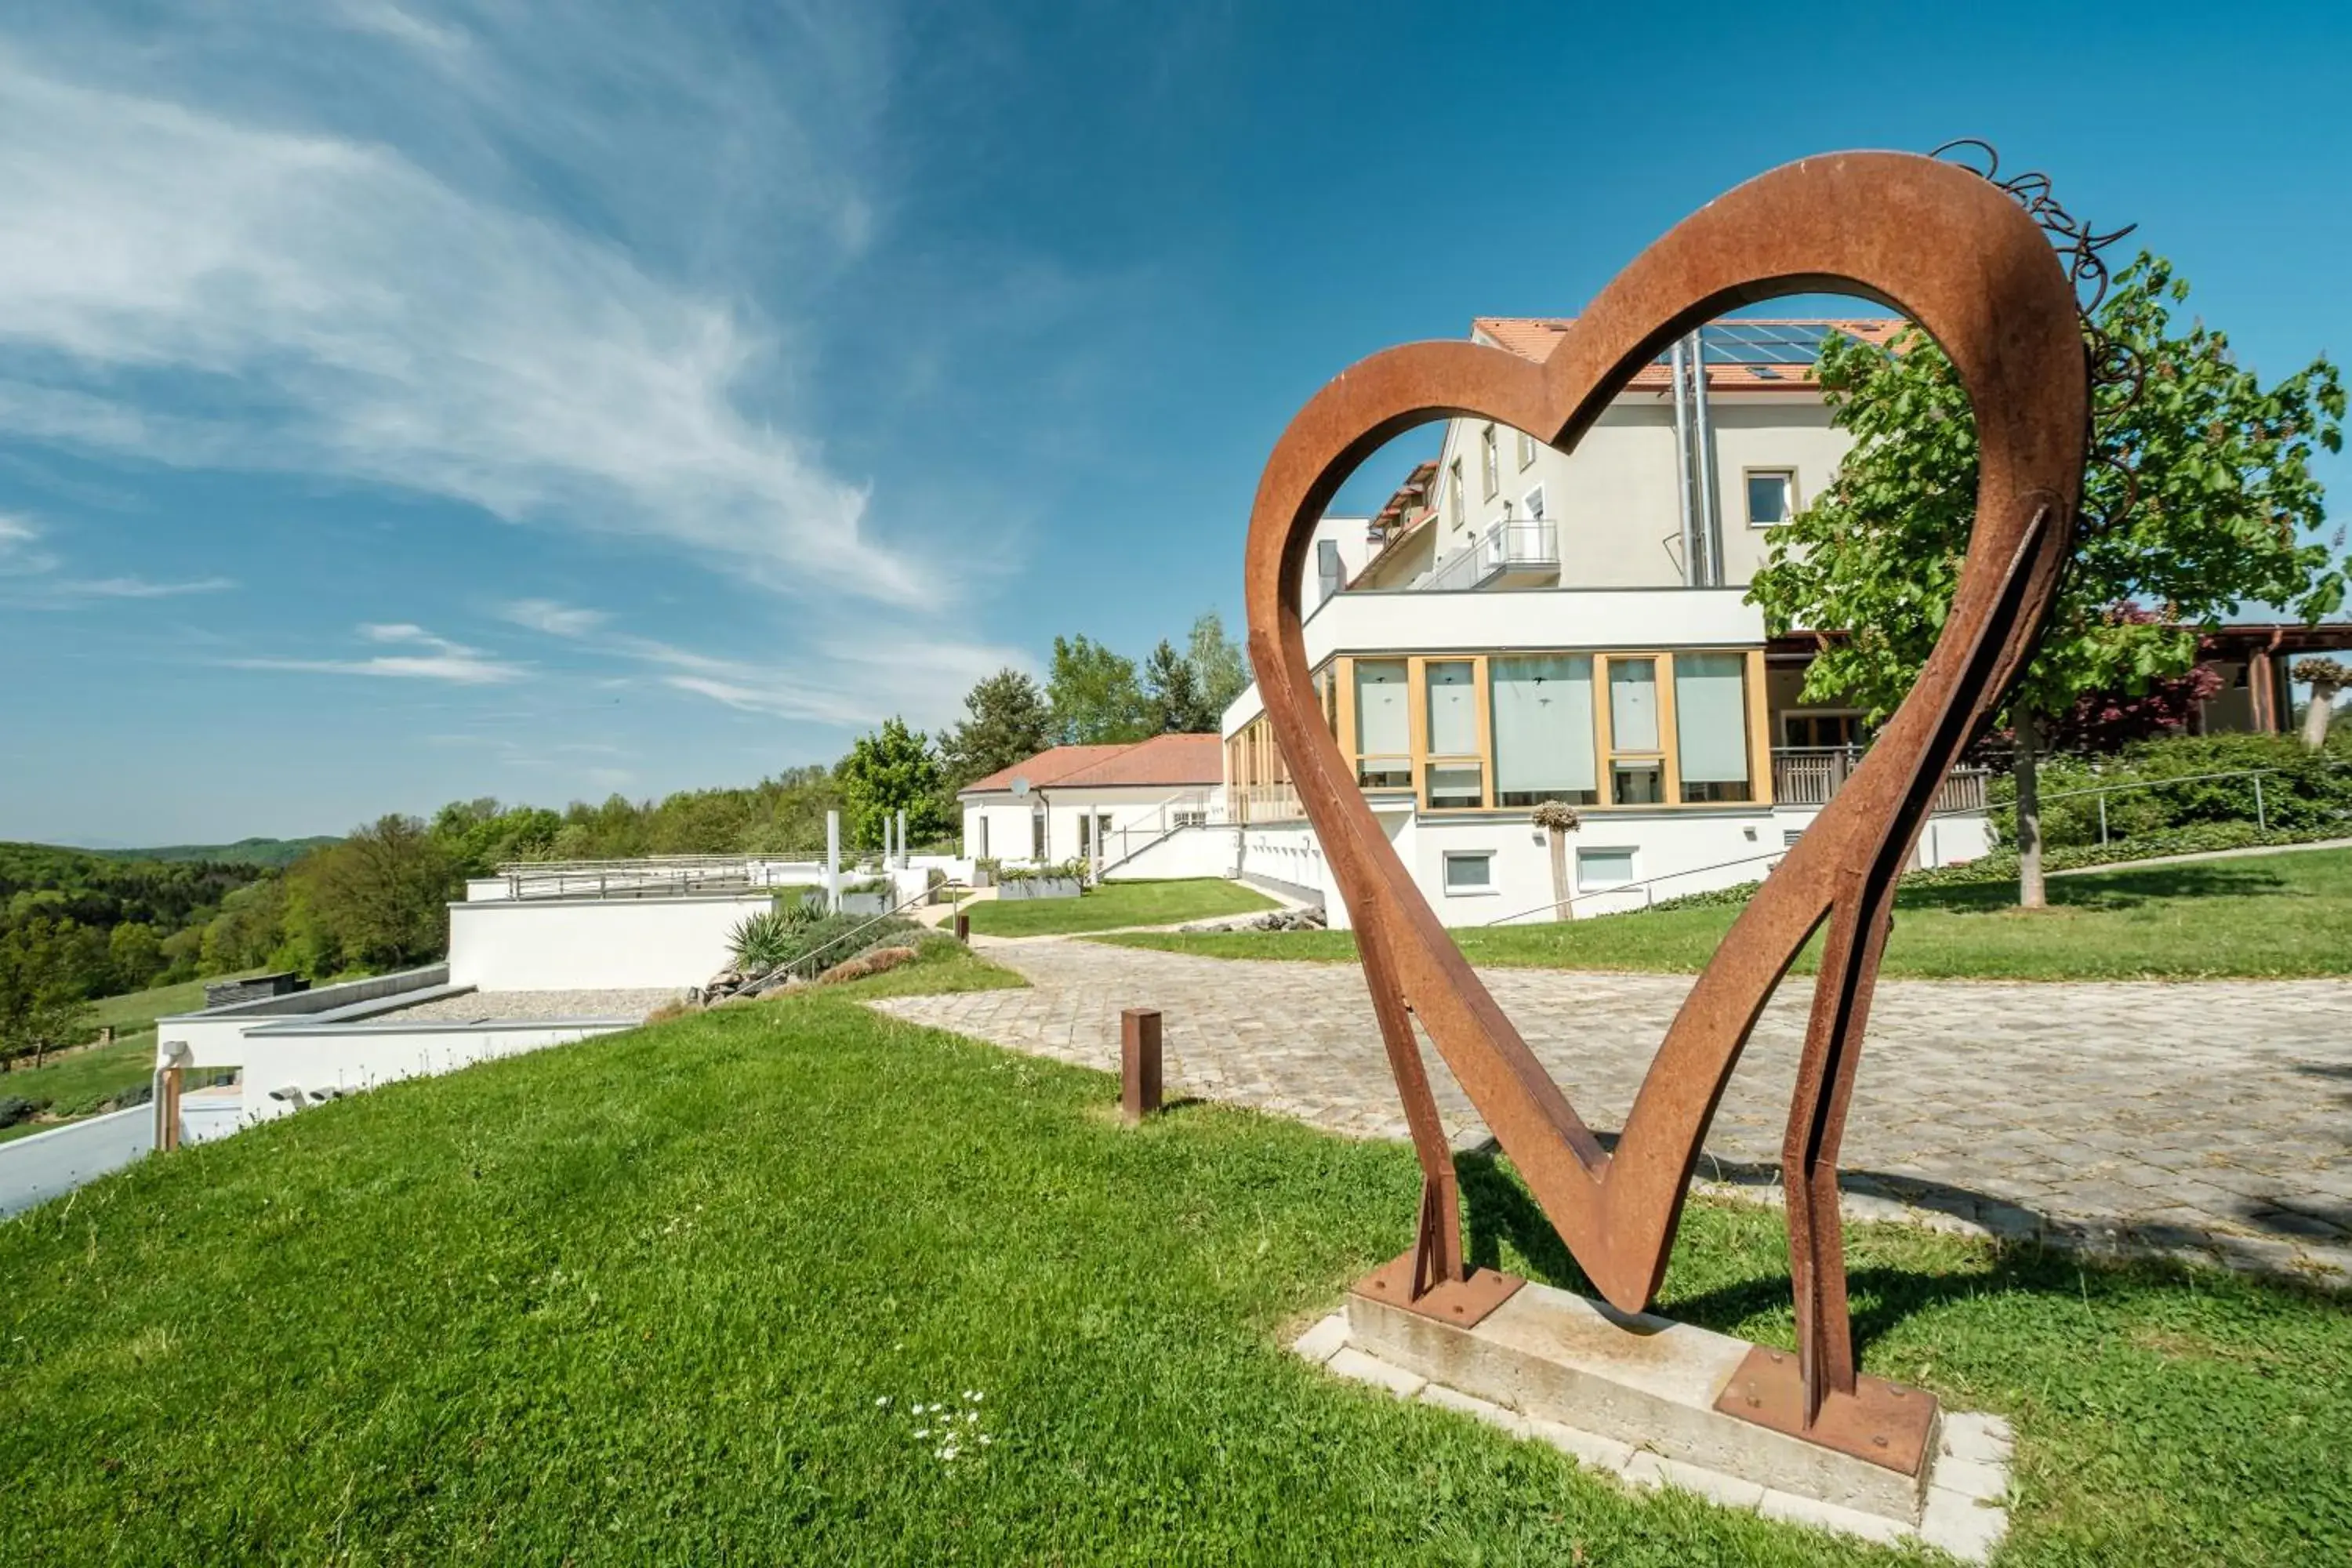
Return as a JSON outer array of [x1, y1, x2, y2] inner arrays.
[[1481, 425, 1501, 499], [1443, 851, 1494, 894], [1577, 847, 1637, 891], [1449, 459, 1466, 528], [1354, 659, 1412, 788], [1746, 469, 1795, 528], [1425, 659, 1483, 808], [1783, 711, 1869, 750], [1523, 485, 1546, 521], [1490, 655, 1596, 807], [1606, 658, 1664, 804], [1030, 806, 1047, 861], [1517, 430, 1538, 470], [975, 817, 989, 859], [1316, 538, 1344, 604], [1674, 652, 1753, 802]]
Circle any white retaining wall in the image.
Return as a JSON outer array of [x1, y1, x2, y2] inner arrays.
[[447, 894, 770, 990], [234, 1018, 628, 1127]]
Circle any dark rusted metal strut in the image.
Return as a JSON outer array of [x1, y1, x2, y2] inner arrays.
[[1240, 148, 2091, 1446]]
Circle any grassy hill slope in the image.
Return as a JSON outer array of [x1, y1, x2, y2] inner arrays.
[[3, 989, 2343, 1563], [85, 835, 340, 867]]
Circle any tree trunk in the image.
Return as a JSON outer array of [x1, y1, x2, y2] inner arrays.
[[2304, 683, 2339, 750], [2013, 706, 2047, 910], [1548, 829, 1572, 922]]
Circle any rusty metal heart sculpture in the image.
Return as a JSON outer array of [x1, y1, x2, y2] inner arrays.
[[1242, 151, 2089, 1445]]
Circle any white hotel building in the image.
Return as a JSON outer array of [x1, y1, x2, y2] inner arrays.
[[1216, 318, 1998, 927]]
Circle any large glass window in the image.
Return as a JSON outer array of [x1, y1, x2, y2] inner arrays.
[[1490, 655, 1596, 807], [1443, 852, 1494, 893], [1608, 659, 1660, 750], [1354, 659, 1411, 788], [1674, 652, 1753, 802], [1426, 661, 1478, 754], [1425, 660, 1482, 808]]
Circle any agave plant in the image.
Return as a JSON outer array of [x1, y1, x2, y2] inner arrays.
[[728, 906, 804, 973]]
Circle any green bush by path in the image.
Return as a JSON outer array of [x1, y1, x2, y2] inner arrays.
[[1099, 846, 2352, 980], [1991, 728, 2352, 850], [2, 995, 2343, 1563], [967, 876, 1275, 937]]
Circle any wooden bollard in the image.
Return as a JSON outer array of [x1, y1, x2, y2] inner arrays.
[[953, 910, 971, 942], [1120, 1007, 1163, 1123]]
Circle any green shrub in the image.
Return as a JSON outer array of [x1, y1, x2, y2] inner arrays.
[[1988, 731, 2352, 849], [997, 858, 1089, 885]]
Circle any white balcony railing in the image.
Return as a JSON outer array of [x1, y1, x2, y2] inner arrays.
[[1418, 518, 1560, 592]]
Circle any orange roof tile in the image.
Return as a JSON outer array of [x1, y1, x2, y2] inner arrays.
[[959, 733, 1223, 797], [1469, 317, 1903, 391]]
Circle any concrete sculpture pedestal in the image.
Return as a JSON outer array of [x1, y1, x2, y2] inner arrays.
[[1292, 1258, 2011, 1560]]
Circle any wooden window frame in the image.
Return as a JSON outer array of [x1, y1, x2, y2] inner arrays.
[[1744, 466, 1799, 529]]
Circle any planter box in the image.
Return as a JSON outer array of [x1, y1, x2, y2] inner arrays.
[[800, 891, 896, 917], [996, 877, 1082, 902]]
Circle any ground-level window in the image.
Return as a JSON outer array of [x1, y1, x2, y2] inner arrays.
[[1674, 652, 1753, 802], [1746, 469, 1795, 528], [1442, 851, 1494, 894], [1030, 807, 1047, 861], [1490, 654, 1597, 807], [1355, 659, 1413, 787], [1577, 847, 1637, 891]]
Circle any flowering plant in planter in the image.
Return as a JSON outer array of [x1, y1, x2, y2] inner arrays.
[[1530, 800, 1583, 920]]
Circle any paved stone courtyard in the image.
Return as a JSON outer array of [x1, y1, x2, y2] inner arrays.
[[873, 938, 2352, 1283]]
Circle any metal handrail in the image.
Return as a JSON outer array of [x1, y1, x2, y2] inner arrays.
[[1995, 764, 2302, 842], [779, 878, 971, 982]]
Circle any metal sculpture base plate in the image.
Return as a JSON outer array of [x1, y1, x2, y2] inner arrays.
[[1353, 1252, 1525, 1328], [1713, 1344, 1936, 1475], [1346, 1273, 1940, 1522]]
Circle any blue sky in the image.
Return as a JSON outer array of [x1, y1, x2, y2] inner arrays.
[[1, 2, 2345, 845]]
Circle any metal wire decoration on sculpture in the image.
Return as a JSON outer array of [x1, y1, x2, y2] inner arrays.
[[1241, 147, 2114, 1469]]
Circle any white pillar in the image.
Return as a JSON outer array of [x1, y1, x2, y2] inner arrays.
[[826, 810, 841, 913], [896, 808, 909, 867]]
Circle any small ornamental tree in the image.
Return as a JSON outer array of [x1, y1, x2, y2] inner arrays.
[[2295, 656, 2350, 749], [837, 717, 948, 851], [1751, 252, 2345, 908]]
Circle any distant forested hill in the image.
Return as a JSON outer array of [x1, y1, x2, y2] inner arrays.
[[87, 837, 341, 868]]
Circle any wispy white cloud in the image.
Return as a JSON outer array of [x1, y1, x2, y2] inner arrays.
[[499, 596, 1026, 729], [0, 32, 929, 604], [56, 575, 237, 598], [499, 598, 610, 637], [0, 512, 57, 574], [226, 622, 525, 685]]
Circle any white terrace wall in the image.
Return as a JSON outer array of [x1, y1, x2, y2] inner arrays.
[[447, 894, 770, 990], [234, 1018, 628, 1127]]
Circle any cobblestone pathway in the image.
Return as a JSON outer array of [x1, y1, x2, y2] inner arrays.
[[873, 938, 2352, 1283]]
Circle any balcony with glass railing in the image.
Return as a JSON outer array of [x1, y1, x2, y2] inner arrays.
[[1417, 518, 1560, 592]]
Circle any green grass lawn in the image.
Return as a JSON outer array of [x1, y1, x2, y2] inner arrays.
[[967, 875, 1276, 938], [4, 968, 2345, 1563], [1098, 847, 2352, 981]]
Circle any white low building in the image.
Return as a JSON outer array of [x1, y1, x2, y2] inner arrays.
[[1218, 317, 1997, 928], [958, 733, 1234, 880]]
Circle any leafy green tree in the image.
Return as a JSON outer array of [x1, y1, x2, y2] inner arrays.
[[1185, 612, 1250, 717], [1751, 253, 2345, 908], [107, 920, 165, 993], [1144, 639, 1216, 732], [289, 815, 458, 974], [837, 717, 948, 850], [938, 670, 1055, 793], [1047, 635, 1151, 745], [0, 917, 96, 1068], [430, 799, 563, 876]]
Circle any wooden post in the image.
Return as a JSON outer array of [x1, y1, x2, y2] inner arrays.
[[1120, 1007, 1163, 1123], [953, 910, 971, 943], [158, 1065, 183, 1152]]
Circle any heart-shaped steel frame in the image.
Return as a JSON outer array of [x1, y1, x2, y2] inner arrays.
[[1243, 151, 2088, 1423]]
